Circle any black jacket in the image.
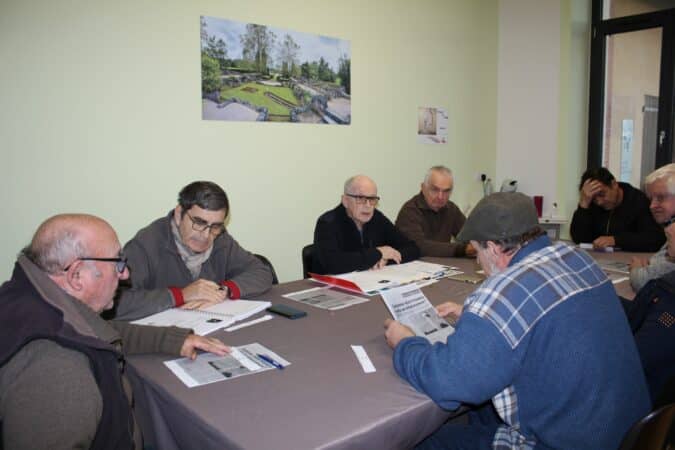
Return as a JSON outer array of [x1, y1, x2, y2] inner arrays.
[[313, 204, 420, 274], [570, 182, 665, 251], [625, 270, 675, 403]]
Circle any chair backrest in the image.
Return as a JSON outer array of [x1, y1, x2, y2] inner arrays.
[[619, 403, 675, 450], [254, 254, 278, 285], [301, 244, 314, 279]]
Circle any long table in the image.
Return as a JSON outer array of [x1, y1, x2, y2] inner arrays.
[[126, 251, 639, 450]]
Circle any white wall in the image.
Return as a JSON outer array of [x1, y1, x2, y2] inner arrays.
[[0, 0, 499, 282], [497, 0, 562, 218]]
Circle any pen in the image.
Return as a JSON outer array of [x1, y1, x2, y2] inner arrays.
[[257, 353, 284, 370]]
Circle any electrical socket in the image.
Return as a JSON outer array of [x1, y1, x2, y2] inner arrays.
[[476, 173, 486, 182]]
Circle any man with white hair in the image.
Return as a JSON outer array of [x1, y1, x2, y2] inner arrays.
[[384, 192, 649, 449], [630, 163, 675, 291], [0, 214, 229, 449], [313, 174, 420, 274], [396, 166, 474, 257]]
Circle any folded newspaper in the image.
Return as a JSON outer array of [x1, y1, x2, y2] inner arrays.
[[380, 284, 455, 344]]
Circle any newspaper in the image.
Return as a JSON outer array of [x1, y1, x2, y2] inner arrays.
[[283, 286, 369, 310], [315, 261, 462, 295], [164, 342, 290, 387], [380, 284, 455, 344], [598, 260, 630, 274]]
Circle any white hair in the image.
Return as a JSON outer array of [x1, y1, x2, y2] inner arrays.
[[424, 166, 453, 185], [645, 163, 675, 195]]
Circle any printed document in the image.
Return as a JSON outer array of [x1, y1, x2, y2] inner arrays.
[[380, 284, 455, 344], [283, 286, 369, 310], [313, 260, 462, 295], [164, 342, 290, 387], [132, 299, 271, 335]]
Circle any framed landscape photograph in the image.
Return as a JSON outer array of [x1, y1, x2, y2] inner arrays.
[[201, 16, 351, 125]]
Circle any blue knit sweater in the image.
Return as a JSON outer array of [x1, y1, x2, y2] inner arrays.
[[394, 236, 650, 449]]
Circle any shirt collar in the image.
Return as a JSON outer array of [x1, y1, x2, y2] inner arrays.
[[509, 234, 552, 267]]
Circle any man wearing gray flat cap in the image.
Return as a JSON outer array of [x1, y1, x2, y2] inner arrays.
[[384, 192, 649, 449]]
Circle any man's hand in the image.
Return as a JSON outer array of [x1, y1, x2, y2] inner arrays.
[[593, 236, 616, 250], [182, 279, 228, 304], [630, 256, 649, 269], [371, 258, 387, 270], [180, 334, 230, 360], [384, 318, 414, 349], [180, 300, 221, 310], [579, 179, 604, 208], [435, 302, 463, 322], [464, 243, 476, 257], [377, 246, 402, 264]]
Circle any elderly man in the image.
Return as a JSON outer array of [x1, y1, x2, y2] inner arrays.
[[570, 167, 664, 251], [115, 181, 273, 320], [630, 163, 675, 291], [313, 174, 420, 275], [396, 166, 474, 257], [0, 214, 229, 449], [384, 192, 649, 449]]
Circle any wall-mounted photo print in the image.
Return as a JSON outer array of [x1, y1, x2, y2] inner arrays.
[[201, 16, 351, 125], [417, 107, 448, 144]]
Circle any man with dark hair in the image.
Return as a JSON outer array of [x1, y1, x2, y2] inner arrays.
[[115, 181, 273, 320], [313, 174, 419, 275], [570, 167, 664, 251], [0, 214, 229, 449], [384, 192, 649, 449], [395, 166, 475, 257]]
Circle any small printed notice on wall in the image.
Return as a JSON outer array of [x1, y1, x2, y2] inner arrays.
[[417, 107, 448, 144]]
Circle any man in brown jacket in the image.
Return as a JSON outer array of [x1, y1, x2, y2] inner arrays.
[[0, 214, 229, 449], [396, 166, 475, 257]]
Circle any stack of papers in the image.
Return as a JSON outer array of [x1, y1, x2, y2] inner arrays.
[[131, 299, 271, 335], [310, 260, 461, 295]]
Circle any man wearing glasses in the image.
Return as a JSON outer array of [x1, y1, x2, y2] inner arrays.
[[629, 163, 675, 291], [312, 174, 419, 274], [0, 214, 229, 449], [396, 166, 475, 257], [114, 181, 273, 320]]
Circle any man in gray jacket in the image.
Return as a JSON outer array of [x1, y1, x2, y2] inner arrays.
[[0, 214, 229, 449], [115, 181, 273, 320], [630, 163, 675, 291]]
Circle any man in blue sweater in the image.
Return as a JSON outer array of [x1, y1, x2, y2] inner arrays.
[[384, 192, 650, 449]]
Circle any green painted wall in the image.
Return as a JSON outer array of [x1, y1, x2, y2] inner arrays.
[[0, 0, 499, 281]]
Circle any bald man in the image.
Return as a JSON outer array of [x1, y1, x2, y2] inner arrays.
[[313, 175, 420, 274], [0, 214, 229, 449]]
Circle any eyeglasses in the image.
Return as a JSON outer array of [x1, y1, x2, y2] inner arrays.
[[651, 194, 674, 204], [186, 212, 225, 235], [64, 256, 128, 273], [345, 193, 380, 206]]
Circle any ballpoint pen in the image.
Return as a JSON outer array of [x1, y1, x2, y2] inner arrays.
[[257, 353, 284, 370]]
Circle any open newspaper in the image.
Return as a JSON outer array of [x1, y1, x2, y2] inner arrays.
[[131, 299, 271, 335], [282, 286, 369, 310], [380, 284, 455, 344], [164, 342, 290, 387], [311, 260, 462, 296]]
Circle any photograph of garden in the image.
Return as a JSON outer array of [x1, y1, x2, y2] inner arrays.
[[201, 16, 351, 125]]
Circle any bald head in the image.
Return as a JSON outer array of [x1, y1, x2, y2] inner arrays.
[[26, 214, 116, 274], [344, 175, 377, 195], [342, 175, 379, 230]]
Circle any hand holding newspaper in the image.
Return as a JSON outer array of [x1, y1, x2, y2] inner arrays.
[[380, 284, 455, 344]]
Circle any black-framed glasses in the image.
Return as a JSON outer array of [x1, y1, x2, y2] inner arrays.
[[186, 212, 225, 235], [345, 193, 380, 205], [64, 257, 128, 273]]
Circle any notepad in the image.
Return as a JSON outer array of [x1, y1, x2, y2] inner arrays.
[[132, 300, 271, 335]]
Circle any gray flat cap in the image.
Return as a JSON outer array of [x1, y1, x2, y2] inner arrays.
[[457, 192, 539, 242]]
